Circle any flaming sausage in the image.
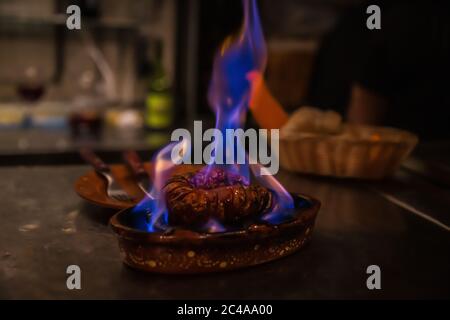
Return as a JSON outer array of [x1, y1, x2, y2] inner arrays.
[[163, 168, 272, 227]]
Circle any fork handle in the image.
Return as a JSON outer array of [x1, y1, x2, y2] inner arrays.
[[80, 148, 109, 173], [123, 150, 147, 178]]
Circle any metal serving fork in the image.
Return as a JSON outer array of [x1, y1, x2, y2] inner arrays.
[[80, 149, 134, 202]]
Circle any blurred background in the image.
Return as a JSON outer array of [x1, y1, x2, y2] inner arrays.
[[0, 0, 448, 165]]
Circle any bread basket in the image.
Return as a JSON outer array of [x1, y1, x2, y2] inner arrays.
[[279, 125, 418, 179]]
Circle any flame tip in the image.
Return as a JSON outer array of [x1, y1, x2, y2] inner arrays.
[[135, 0, 292, 234]]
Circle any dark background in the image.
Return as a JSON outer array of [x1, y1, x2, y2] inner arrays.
[[0, 0, 449, 165]]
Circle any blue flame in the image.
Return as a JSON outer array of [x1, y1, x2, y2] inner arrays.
[[204, 0, 294, 223], [131, 140, 188, 232], [132, 0, 294, 232], [206, 0, 267, 181], [250, 163, 294, 224]]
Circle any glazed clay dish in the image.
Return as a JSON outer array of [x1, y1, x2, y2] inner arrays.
[[110, 192, 320, 274], [109, 164, 320, 273]]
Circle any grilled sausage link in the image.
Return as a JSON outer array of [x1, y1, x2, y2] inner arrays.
[[163, 169, 272, 226]]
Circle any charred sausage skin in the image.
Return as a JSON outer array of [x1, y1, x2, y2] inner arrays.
[[163, 168, 272, 226]]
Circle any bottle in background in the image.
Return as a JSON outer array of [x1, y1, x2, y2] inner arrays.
[[144, 39, 173, 130]]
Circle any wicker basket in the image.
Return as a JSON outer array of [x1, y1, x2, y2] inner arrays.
[[279, 125, 418, 179]]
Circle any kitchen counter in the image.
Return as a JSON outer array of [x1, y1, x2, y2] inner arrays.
[[0, 165, 449, 299]]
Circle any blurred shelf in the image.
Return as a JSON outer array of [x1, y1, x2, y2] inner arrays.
[[0, 127, 170, 165]]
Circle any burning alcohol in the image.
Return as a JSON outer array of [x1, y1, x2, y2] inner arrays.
[[110, 0, 320, 274], [133, 0, 293, 233]]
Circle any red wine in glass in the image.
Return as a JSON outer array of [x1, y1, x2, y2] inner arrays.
[[17, 84, 45, 103]]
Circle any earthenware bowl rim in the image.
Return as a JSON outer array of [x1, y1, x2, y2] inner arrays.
[[110, 193, 320, 244]]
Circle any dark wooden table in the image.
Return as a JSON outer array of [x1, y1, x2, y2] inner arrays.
[[0, 165, 449, 299]]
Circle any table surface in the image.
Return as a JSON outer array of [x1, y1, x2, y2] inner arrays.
[[0, 165, 449, 299]]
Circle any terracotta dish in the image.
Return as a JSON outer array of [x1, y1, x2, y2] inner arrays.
[[110, 192, 320, 274]]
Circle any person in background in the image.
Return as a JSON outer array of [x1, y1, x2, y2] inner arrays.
[[307, 0, 450, 140], [250, 1, 450, 141]]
